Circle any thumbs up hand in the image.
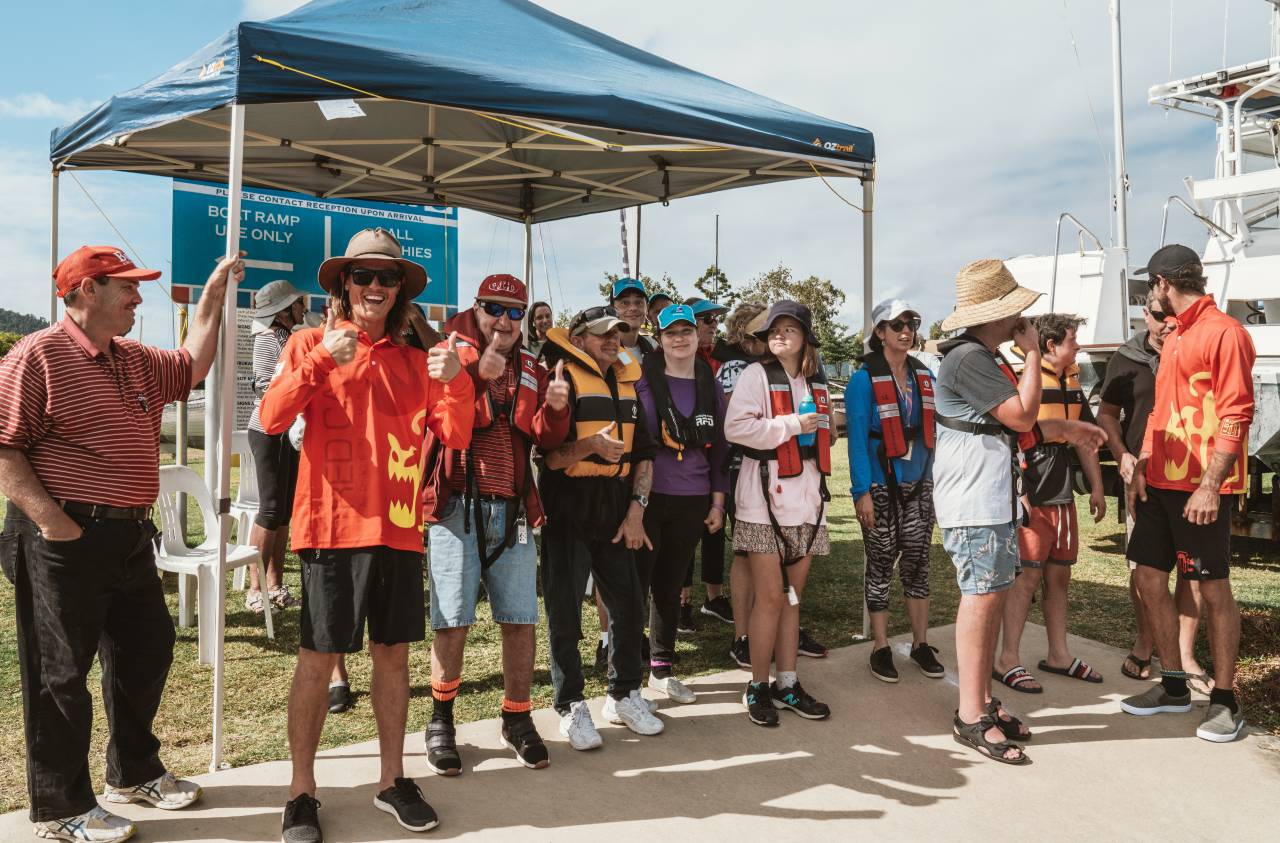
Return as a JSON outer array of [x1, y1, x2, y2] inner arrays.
[[428, 331, 463, 383], [322, 300, 358, 366], [477, 334, 509, 381], [589, 420, 626, 463], [546, 359, 570, 412]]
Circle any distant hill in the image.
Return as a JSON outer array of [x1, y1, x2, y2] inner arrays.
[[0, 308, 49, 335]]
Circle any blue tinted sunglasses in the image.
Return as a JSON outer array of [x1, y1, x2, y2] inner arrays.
[[479, 300, 526, 321]]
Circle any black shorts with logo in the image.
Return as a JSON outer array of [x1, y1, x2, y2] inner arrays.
[[1126, 486, 1231, 581], [299, 546, 426, 652]]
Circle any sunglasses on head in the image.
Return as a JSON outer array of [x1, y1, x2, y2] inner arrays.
[[346, 267, 403, 288], [570, 305, 621, 332], [478, 300, 526, 321], [883, 316, 921, 333]]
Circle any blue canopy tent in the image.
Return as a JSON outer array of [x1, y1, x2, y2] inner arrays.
[[48, 0, 876, 770]]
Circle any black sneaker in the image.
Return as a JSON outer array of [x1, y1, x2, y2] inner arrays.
[[677, 603, 695, 634], [500, 714, 550, 769], [282, 793, 323, 843], [772, 680, 831, 720], [797, 628, 828, 658], [729, 635, 751, 669], [910, 642, 946, 678], [423, 719, 462, 776], [593, 639, 608, 672], [701, 595, 734, 624], [327, 684, 352, 714], [870, 646, 899, 683], [373, 777, 438, 832], [743, 680, 779, 727]]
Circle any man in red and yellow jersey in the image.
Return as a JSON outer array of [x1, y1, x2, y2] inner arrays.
[[260, 228, 474, 840], [1123, 244, 1255, 744]]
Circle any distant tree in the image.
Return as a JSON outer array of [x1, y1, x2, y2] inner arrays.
[[599, 272, 681, 303], [693, 265, 735, 308], [928, 318, 948, 340], [0, 308, 49, 335], [555, 308, 575, 328], [736, 264, 861, 366], [0, 331, 22, 357]]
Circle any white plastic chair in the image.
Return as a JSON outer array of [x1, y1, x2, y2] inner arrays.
[[229, 431, 261, 590], [155, 465, 274, 667]]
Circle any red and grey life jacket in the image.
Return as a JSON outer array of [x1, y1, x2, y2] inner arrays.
[[741, 360, 832, 477], [860, 350, 935, 508]]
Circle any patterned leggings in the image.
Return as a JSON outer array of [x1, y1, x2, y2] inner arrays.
[[861, 480, 934, 613]]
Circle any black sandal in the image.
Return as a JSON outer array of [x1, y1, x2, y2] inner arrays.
[[424, 720, 462, 776], [987, 697, 1032, 741], [1121, 653, 1152, 680], [953, 712, 1030, 765]]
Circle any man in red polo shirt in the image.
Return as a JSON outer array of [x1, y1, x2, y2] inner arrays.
[[1123, 244, 1256, 744], [0, 246, 242, 842]]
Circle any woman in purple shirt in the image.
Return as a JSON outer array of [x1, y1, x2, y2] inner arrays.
[[634, 304, 730, 705]]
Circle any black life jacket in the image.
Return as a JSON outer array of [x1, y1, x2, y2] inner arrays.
[[642, 352, 718, 459]]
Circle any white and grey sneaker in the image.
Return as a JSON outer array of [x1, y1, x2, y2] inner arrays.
[[558, 700, 602, 751], [34, 806, 135, 842], [1196, 703, 1246, 743], [604, 690, 664, 735], [104, 771, 202, 811], [648, 673, 696, 704]]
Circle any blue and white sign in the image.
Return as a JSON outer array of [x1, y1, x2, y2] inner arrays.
[[171, 179, 459, 317]]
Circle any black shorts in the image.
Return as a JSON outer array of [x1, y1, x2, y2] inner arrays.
[[248, 429, 299, 530], [299, 546, 426, 652], [1126, 486, 1231, 581]]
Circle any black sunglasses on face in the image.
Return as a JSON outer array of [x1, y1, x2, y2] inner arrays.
[[884, 317, 921, 333], [479, 300, 526, 321], [696, 314, 719, 325], [1147, 308, 1170, 322], [347, 267, 403, 287]]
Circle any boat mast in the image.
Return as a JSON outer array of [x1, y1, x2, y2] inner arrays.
[[1110, 0, 1129, 254], [1272, 0, 1280, 56]]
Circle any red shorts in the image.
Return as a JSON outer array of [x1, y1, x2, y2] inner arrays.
[[1017, 503, 1078, 566]]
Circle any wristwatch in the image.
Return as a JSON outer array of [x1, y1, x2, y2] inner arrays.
[[630, 493, 649, 508]]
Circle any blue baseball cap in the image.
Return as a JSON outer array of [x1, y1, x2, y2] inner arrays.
[[611, 277, 646, 300], [648, 290, 675, 306], [687, 297, 729, 317], [656, 304, 696, 330]]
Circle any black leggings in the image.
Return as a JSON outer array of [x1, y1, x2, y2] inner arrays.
[[861, 480, 934, 613], [248, 429, 299, 530], [637, 493, 709, 667], [684, 468, 737, 588]]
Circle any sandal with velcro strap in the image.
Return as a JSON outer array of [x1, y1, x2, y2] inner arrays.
[[952, 713, 1030, 765], [424, 720, 462, 776], [987, 696, 1032, 741]]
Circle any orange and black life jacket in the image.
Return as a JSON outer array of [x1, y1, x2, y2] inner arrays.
[[642, 351, 718, 460]]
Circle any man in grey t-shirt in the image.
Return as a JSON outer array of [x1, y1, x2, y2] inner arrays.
[[934, 260, 1104, 767]]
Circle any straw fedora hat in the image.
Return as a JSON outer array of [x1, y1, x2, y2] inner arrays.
[[317, 228, 428, 298], [940, 259, 1042, 332]]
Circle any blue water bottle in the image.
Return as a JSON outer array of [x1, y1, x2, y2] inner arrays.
[[796, 393, 816, 447]]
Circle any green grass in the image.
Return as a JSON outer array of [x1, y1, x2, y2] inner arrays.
[[0, 449, 1277, 814]]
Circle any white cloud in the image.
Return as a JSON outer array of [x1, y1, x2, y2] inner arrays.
[[240, 0, 308, 21], [0, 93, 99, 123]]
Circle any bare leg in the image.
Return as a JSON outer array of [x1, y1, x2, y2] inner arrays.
[[730, 554, 752, 639], [430, 626, 468, 690], [268, 524, 289, 592], [905, 597, 930, 647], [1133, 566, 1181, 672], [249, 524, 276, 594], [289, 648, 342, 797], [1176, 578, 1208, 676], [1041, 563, 1075, 668], [369, 642, 410, 790], [994, 568, 1043, 688], [593, 588, 608, 638], [706, 582, 723, 601], [1128, 570, 1154, 672], [746, 552, 784, 684], [1197, 579, 1240, 692], [499, 623, 535, 701], [773, 557, 812, 674], [955, 591, 1020, 759], [330, 654, 348, 686], [870, 610, 890, 650]]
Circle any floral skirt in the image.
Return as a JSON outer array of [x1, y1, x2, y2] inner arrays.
[[732, 520, 830, 558]]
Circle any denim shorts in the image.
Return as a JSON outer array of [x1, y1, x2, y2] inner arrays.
[[428, 496, 538, 629], [941, 520, 1020, 596]]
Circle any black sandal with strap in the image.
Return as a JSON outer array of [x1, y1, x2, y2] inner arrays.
[[987, 696, 1032, 741], [953, 712, 1030, 765], [1121, 652, 1152, 680], [424, 720, 462, 776]]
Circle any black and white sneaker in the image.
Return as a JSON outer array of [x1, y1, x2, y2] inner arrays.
[[701, 595, 734, 624], [729, 635, 751, 669], [772, 681, 831, 720], [797, 628, 828, 658], [281, 793, 323, 843], [910, 643, 946, 678], [424, 719, 462, 776], [743, 680, 779, 727], [373, 777, 439, 832], [500, 714, 550, 769], [870, 645, 899, 683], [327, 683, 352, 714], [677, 603, 696, 634]]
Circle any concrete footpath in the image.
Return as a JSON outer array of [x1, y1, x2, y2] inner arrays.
[[4, 623, 1279, 842]]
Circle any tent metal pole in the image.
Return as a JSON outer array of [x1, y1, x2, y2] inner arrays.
[[522, 217, 533, 338], [49, 170, 59, 325], [209, 103, 246, 773], [857, 174, 875, 643], [635, 205, 642, 278]]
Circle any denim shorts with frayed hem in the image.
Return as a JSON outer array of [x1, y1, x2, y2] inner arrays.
[[428, 496, 539, 629], [942, 521, 1020, 596]]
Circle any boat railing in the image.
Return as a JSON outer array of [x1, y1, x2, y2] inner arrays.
[[1159, 195, 1233, 246], [1049, 212, 1105, 311]]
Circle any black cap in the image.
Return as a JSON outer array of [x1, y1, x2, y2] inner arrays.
[[752, 300, 820, 347], [1134, 244, 1202, 278]]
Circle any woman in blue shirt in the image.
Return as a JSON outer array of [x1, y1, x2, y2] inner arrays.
[[846, 300, 945, 684]]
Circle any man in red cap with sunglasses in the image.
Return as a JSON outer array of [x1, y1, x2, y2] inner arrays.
[[0, 245, 242, 842], [419, 274, 571, 775]]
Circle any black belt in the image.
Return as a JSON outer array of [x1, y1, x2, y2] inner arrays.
[[935, 415, 1011, 439], [59, 500, 152, 520]]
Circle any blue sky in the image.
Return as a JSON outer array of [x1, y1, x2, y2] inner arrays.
[[0, 0, 1271, 346]]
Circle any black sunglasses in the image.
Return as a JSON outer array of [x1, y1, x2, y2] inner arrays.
[[883, 316, 921, 333], [346, 267, 403, 288], [1147, 308, 1170, 322], [696, 314, 719, 325], [570, 305, 625, 332], [478, 300, 526, 321]]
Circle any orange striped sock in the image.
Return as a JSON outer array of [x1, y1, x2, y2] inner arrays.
[[431, 677, 461, 702], [502, 697, 532, 714]]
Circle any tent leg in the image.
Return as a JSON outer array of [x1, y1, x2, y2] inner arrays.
[[209, 103, 246, 774], [634, 205, 642, 278], [859, 175, 874, 643], [49, 170, 59, 325], [522, 217, 533, 338]]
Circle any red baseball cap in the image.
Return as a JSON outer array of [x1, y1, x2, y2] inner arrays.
[[53, 246, 162, 298], [475, 274, 527, 307]]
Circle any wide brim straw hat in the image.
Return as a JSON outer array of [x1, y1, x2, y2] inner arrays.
[[940, 259, 1042, 332], [317, 227, 428, 298]]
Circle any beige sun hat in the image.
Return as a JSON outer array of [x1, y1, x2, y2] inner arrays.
[[317, 228, 428, 298], [939, 259, 1042, 332]]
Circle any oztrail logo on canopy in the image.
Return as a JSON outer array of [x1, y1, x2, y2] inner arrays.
[[811, 137, 855, 154]]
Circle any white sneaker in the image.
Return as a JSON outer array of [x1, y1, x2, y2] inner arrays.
[[34, 806, 135, 842], [602, 694, 658, 723], [104, 770, 202, 811], [558, 700, 602, 751], [605, 690, 665, 736], [649, 673, 697, 704]]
